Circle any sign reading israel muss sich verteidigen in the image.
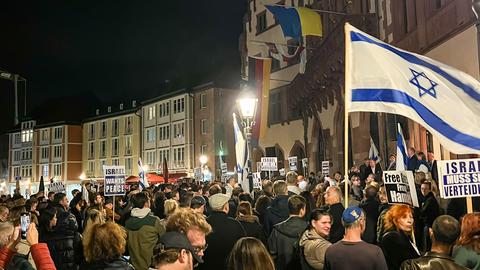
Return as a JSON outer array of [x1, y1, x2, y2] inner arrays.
[[383, 171, 419, 207], [437, 158, 480, 199], [103, 165, 126, 196]]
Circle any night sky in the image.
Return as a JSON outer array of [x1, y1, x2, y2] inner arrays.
[[0, 1, 246, 133]]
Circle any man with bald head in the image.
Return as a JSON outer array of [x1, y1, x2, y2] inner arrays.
[[324, 186, 345, 243]]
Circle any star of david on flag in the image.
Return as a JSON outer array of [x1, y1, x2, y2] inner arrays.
[[345, 23, 480, 154]]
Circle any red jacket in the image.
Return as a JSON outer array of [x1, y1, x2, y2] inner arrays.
[[0, 243, 56, 270]]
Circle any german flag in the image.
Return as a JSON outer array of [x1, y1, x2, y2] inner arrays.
[[248, 56, 271, 147]]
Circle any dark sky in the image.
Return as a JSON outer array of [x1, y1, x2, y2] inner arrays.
[[0, 1, 246, 132]]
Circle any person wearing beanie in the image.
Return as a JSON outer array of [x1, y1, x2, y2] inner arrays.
[[197, 193, 246, 270]]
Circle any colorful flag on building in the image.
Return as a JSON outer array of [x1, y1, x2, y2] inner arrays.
[[265, 5, 322, 40], [396, 123, 409, 171], [138, 158, 149, 190], [345, 23, 480, 154], [369, 137, 381, 164], [248, 56, 271, 147]]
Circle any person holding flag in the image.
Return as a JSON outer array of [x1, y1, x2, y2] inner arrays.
[[138, 158, 149, 191]]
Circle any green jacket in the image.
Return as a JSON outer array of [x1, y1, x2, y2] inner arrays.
[[125, 209, 165, 270], [453, 246, 480, 270]]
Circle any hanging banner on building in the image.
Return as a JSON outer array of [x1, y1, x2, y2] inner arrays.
[[437, 158, 480, 199], [103, 165, 126, 196], [253, 172, 262, 189], [261, 157, 278, 171], [48, 182, 65, 193], [288, 156, 298, 171], [383, 171, 419, 207], [322, 161, 330, 176]]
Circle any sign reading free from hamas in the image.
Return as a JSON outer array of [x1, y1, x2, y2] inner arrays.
[[383, 171, 419, 207], [437, 158, 480, 199]]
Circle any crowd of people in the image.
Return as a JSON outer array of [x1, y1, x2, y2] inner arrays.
[[0, 148, 479, 270]]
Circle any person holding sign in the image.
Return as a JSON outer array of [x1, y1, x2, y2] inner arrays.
[[380, 205, 420, 270]]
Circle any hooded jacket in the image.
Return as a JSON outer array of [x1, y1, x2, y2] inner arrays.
[[264, 195, 290, 236], [299, 229, 331, 270], [237, 214, 267, 245], [125, 208, 165, 270], [268, 216, 308, 270]]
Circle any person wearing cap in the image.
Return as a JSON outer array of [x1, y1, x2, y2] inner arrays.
[[197, 193, 246, 270], [190, 195, 206, 215], [153, 231, 203, 270], [324, 206, 388, 270]]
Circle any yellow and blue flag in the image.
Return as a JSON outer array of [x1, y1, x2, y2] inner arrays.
[[265, 5, 322, 40]]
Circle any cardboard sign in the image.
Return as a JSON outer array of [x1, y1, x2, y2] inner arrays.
[[384, 171, 419, 207], [302, 158, 308, 168], [253, 172, 262, 189], [322, 161, 330, 176], [261, 157, 278, 171], [437, 158, 480, 199], [103, 165, 126, 196], [288, 156, 298, 171], [48, 182, 65, 193]]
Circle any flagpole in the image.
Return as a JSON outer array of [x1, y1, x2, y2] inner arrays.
[[343, 23, 351, 207], [466, 196, 473, 213]]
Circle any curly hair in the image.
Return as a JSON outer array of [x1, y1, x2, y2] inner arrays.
[[457, 213, 480, 253], [165, 208, 212, 235], [83, 222, 126, 262], [383, 204, 413, 233]]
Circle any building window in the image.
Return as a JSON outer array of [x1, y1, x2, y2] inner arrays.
[[112, 138, 119, 157], [268, 91, 283, 124], [173, 122, 185, 138], [159, 125, 170, 141], [14, 133, 21, 144], [22, 148, 32, 160], [147, 106, 156, 120], [21, 129, 33, 143], [100, 160, 106, 169], [53, 127, 63, 140], [41, 165, 49, 177], [112, 158, 120, 166], [125, 116, 133, 134], [173, 98, 185, 114], [13, 167, 20, 177], [125, 157, 132, 175], [88, 123, 95, 140], [41, 129, 49, 142], [100, 121, 107, 138], [88, 161, 95, 176], [201, 119, 207, 134], [13, 150, 21, 162], [125, 136, 132, 155], [256, 11, 267, 34], [200, 94, 207, 108], [53, 145, 62, 159], [159, 102, 170, 117], [158, 149, 170, 165], [53, 164, 62, 176], [173, 147, 185, 167], [100, 140, 107, 158], [112, 119, 119, 136], [88, 142, 95, 159], [146, 127, 156, 143], [41, 147, 49, 160], [21, 165, 32, 177], [201, 144, 207, 154], [146, 150, 156, 168]]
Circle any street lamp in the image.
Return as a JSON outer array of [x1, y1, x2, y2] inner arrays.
[[199, 155, 208, 182], [0, 69, 27, 126], [236, 96, 258, 192], [79, 173, 86, 181]]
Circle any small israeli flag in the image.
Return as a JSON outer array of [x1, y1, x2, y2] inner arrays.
[[368, 137, 381, 164], [396, 124, 409, 171], [138, 158, 149, 190]]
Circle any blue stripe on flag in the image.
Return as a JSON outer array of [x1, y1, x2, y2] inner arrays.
[[397, 130, 408, 168], [350, 31, 480, 102], [351, 88, 480, 150]]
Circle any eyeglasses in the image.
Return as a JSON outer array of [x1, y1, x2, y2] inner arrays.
[[193, 244, 208, 253]]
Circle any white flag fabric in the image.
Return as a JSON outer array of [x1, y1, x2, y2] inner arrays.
[[138, 158, 149, 190], [396, 124, 408, 171], [368, 137, 381, 164], [345, 23, 480, 154], [233, 113, 247, 186]]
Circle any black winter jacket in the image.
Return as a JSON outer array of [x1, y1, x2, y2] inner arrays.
[[268, 216, 308, 270], [237, 215, 267, 245], [360, 198, 380, 244], [263, 195, 290, 236], [400, 252, 469, 270], [40, 212, 83, 270], [327, 203, 345, 243], [80, 257, 134, 270], [381, 230, 420, 270]]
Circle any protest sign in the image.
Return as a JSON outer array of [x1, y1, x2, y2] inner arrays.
[[48, 182, 65, 193], [253, 172, 262, 189], [437, 158, 480, 199], [383, 171, 419, 207], [279, 168, 286, 176], [322, 161, 330, 176], [261, 157, 278, 171], [302, 158, 308, 168], [103, 165, 126, 196], [288, 156, 297, 171]]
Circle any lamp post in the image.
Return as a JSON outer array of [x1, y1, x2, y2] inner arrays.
[[236, 97, 258, 192], [0, 69, 27, 126], [199, 155, 208, 182]]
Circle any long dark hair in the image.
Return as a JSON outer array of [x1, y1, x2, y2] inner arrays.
[[38, 206, 57, 235]]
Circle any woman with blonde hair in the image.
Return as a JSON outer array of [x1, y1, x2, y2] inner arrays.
[[380, 204, 420, 270], [82, 208, 105, 258], [81, 222, 134, 270], [454, 213, 480, 269], [227, 237, 275, 270], [160, 199, 178, 227]]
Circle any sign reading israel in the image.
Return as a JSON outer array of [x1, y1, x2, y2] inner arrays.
[[383, 171, 419, 207], [261, 157, 278, 171], [437, 158, 480, 199], [103, 165, 126, 196]]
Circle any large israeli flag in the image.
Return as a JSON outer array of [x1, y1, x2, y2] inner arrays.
[[345, 23, 480, 154], [396, 124, 408, 171], [233, 113, 247, 184]]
